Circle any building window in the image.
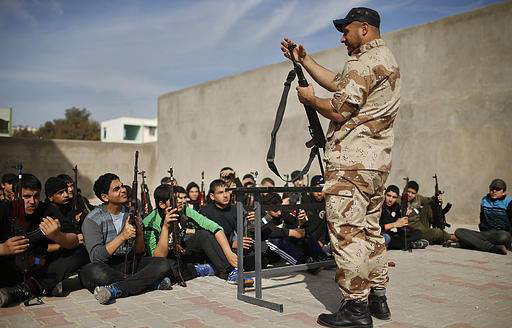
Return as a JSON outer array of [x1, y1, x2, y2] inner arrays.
[[124, 125, 141, 141], [103, 127, 107, 139], [149, 126, 156, 136]]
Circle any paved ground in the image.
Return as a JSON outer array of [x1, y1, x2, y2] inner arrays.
[[1, 225, 511, 328]]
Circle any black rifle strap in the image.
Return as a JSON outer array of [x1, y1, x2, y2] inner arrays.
[[266, 70, 318, 183]]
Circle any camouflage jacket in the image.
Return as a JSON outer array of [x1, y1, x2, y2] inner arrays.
[[323, 39, 400, 194]]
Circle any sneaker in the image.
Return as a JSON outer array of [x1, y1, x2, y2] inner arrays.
[[410, 239, 429, 249], [0, 283, 32, 307], [94, 284, 122, 305], [194, 263, 216, 277], [226, 268, 254, 287], [156, 277, 173, 290], [51, 282, 66, 297]]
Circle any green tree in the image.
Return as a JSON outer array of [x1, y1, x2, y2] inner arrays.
[[36, 107, 100, 140]]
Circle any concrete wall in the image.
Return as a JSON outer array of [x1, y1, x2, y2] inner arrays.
[[0, 137, 157, 204], [157, 2, 512, 223]]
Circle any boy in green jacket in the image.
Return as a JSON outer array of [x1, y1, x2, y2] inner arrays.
[[143, 184, 239, 283]]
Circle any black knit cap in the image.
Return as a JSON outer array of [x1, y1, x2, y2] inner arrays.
[[45, 177, 68, 198], [489, 179, 506, 191], [333, 7, 380, 32], [291, 170, 303, 181]]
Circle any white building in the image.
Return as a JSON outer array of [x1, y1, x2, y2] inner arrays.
[[101, 117, 157, 143]]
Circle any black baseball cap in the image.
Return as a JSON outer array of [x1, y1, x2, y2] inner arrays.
[[489, 179, 506, 191], [333, 7, 380, 32], [310, 175, 324, 187]]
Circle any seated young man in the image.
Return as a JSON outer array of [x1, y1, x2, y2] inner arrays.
[[0, 174, 82, 307], [57, 173, 96, 222], [301, 175, 330, 255], [402, 181, 457, 245], [144, 184, 238, 283], [200, 179, 259, 272], [379, 185, 428, 250], [454, 179, 511, 255], [261, 192, 325, 265], [79, 173, 170, 305], [1, 173, 16, 202], [42, 177, 90, 295]]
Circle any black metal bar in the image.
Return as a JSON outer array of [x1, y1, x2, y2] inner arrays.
[[260, 203, 324, 212], [228, 186, 322, 194], [232, 186, 332, 313], [237, 294, 283, 313], [258, 260, 335, 278], [254, 199, 262, 299], [236, 201, 245, 295]]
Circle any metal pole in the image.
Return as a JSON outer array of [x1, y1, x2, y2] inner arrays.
[[254, 198, 262, 299]]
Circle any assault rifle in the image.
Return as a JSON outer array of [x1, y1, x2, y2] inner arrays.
[[139, 170, 153, 217], [71, 165, 94, 228], [168, 167, 187, 287], [198, 171, 206, 208], [266, 44, 326, 183], [400, 177, 412, 252], [431, 174, 452, 230], [125, 151, 139, 275], [72, 165, 79, 220]]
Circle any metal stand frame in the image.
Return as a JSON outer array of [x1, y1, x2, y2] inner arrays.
[[232, 186, 335, 312]]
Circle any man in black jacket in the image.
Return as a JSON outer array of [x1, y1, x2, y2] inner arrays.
[[379, 185, 427, 250]]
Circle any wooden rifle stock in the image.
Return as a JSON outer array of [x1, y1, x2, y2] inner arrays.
[[401, 177, 412, 252], [139, 170, 152, 217], [198, 171, 205, 208], [125, 151, 139, 275]]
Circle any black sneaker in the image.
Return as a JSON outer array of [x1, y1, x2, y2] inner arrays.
[[0, 284, 33, 307], [317, 300, 373, 328], [368, 293, 391, 320]]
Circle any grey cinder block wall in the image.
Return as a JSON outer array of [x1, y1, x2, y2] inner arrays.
[[1, 2, 509, 222], [157, 2, 512, 223]]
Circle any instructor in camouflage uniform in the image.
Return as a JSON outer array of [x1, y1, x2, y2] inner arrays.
[[281, 7, 400, 328]]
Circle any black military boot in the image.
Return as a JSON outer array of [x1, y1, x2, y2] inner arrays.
[[317, 299, 373, 328], [368, 289, 391, 320], [0, 283, 33, 307]]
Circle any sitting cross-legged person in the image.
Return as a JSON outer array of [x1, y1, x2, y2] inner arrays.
[[79, 173, 170, 305], [200, 179, 261, 276], [454, 179, 511, 255], [261, 192, 325, 265], [379, 185, 428, 250]]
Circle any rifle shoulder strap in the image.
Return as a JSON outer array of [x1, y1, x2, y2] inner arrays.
[[266, 70, 318, 183]]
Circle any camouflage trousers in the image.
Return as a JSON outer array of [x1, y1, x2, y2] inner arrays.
[[324, 170, 389, 301]]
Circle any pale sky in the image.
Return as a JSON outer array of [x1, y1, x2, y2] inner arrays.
[[0, 0, 502, 127]]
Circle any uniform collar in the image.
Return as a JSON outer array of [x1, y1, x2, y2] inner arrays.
[[353, 38, 385, 57]]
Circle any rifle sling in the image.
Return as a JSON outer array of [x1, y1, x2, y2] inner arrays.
[[266, 69, 319, 183]]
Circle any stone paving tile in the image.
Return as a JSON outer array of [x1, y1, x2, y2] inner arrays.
[[2, 225, 511, 328]]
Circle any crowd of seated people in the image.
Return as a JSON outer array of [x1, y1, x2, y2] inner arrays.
[[379, 179, 511, 255], [0, 167, 509, 308]]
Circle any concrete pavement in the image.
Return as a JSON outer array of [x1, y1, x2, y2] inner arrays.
[[1, 228, 511, 328]]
